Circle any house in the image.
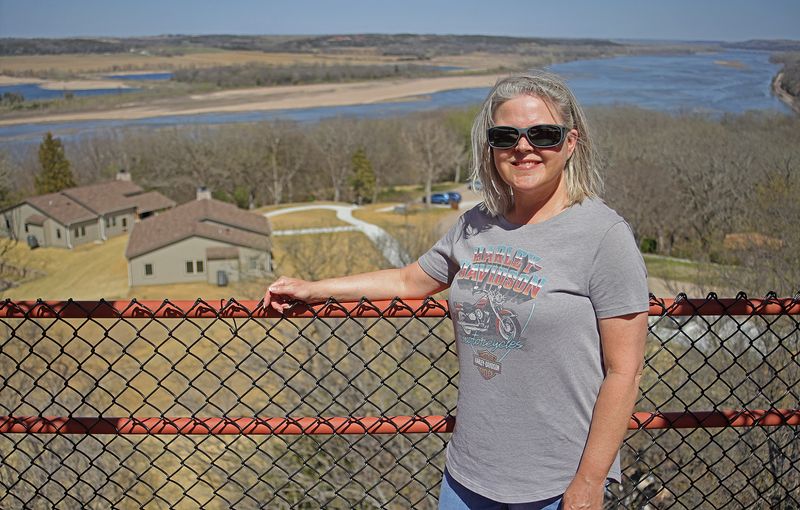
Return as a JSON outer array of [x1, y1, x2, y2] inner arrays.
[[125, 188, 272, 287], [0, 170, 175, 249]]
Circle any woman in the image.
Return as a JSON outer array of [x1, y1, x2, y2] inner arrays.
[[265, 71, 649, 510]]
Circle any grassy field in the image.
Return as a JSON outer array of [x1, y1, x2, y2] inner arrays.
[[355, 203, 460, 230], [642, 254, 709, 282], [2, 235, 130, 300], [267, 209, 348, 230]]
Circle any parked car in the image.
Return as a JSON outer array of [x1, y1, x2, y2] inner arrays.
[[422, 191, 462, 204]]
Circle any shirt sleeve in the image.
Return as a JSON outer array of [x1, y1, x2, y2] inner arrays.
[[588, 221, 650, 318], [417, 214, 465, 285]]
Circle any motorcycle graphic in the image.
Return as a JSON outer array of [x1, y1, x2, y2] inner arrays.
[[454, 289, 522, 342]]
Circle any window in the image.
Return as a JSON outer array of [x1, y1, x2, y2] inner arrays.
[[122, 218, 127, 228], [81, 226, 86, 236], [24, 224, 29, 233], [112, 216, 117, 227], [56, 229, 61, 239], [249, 257, 259, 270], [144, 263, 153, 276], [4, 217, 9, 229], [186, 261, 194, 274], [105, 217, 110, 228], [74, 228, 79, 238], [196, 260, 204, 273]]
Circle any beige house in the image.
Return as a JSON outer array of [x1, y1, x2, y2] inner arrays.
[[125, 192, 272, 287], [0, 171, 175, 249]]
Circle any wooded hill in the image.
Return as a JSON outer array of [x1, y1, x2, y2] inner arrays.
[[0, 33, 623, 57]]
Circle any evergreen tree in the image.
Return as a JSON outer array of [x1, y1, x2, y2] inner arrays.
[[35, 132, 75, 194], [349, 147, 376, 205]]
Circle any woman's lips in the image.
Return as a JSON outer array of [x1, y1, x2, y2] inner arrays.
[[512, 160, 542, 169]]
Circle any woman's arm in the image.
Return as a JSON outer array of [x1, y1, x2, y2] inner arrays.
[[263, 262, 449, 312], [562, 311, 648, 510]]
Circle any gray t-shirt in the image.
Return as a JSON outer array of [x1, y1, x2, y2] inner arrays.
[[418, 198, 649, 503]]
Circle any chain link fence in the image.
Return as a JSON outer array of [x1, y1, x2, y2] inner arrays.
[[1, 294, 799, 509]]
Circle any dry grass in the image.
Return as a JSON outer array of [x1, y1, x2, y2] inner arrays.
[[354, 203, 461, 232], [0, 51, 404, 76], [3, 235, 129, 300], [254, 201, 339, 214], [125, 278, 272, 302], [267, 209, 348, 230], [272, 232, 386, 279]]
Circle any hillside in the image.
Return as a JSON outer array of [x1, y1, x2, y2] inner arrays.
[[0, 33, 623, 57]]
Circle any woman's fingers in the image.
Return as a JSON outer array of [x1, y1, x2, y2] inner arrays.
[[264, 277, 308, 313]]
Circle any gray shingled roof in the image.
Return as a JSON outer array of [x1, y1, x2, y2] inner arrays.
[[130, 191, 177, 215], [126, 198, 272, 259], [27, 193, 96, 226], [62, 181, 143, 215], [11, 180, 175, 228]]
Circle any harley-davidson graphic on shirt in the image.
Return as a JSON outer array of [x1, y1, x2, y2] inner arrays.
[[451, 245, 545, 379]]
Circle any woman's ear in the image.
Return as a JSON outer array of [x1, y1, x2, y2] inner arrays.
[[566, 128, 578, 158]]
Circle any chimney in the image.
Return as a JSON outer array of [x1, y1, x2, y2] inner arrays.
[[196, 186, 212, 200], [116, 169, 131, 182]]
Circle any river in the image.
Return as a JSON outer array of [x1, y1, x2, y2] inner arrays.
[[0, 49, 791, 151]]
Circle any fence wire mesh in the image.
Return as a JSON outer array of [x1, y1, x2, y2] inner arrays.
[[0, 293, 799, 509]]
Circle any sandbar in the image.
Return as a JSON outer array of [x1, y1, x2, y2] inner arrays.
[[0, 73, 506, 126], [0, 75, 44, 85], [39, 79, 132, 90]]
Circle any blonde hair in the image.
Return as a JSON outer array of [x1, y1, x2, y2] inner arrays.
[[471, 71, 603, 216]]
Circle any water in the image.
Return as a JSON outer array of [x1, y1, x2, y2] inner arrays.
[[0, 83, 139, 101], [548, 50, 789, 114], [0, 49, 791, 150]]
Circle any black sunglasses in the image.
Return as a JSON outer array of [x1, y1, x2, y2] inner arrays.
[[487, 124, 569, 150]]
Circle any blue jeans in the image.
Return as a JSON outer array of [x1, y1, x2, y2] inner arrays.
[[438, 469, 563, 510]]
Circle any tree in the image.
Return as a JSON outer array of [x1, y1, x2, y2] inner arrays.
[[349, 147, 375, 205], [311, 118, 360, 202], [35, 132, 75, 194], [0, 153, 11, 208], [402, 116, 465, 208]]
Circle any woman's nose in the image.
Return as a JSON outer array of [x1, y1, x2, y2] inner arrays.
[[515, 133, 534, 152]]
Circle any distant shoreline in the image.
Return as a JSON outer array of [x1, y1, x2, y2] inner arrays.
[[0, 74, 503, 127], [771, 71, 800, 114]]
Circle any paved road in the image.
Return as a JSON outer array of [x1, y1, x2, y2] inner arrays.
[[265, 205, 408, 267]]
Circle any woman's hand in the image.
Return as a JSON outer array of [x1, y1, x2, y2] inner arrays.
[[263, 264, 448, 314], [561, 476, 604, 509], [263, 276, 320, 313]]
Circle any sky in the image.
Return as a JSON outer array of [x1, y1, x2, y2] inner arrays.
[[0, 0, 798, 42]]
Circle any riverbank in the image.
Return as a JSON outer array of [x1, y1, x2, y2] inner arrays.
[[772, 71, 800, 114], [0, 73, 504, 126]]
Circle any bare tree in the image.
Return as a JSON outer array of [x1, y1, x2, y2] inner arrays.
[[401, 116, 465, 208], [311, 119, 360, 202]]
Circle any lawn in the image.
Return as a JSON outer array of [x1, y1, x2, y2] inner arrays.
[[267, 209, 348, 230], [3, 235, 130, 300], [354, 202, 461, 232]]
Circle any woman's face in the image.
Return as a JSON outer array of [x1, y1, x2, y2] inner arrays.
[[491, 94, 577, 205]]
